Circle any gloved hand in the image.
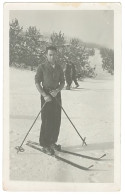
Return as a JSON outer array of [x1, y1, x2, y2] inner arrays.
[[50, 89, 59, 97], [44, 95, 52, 102]]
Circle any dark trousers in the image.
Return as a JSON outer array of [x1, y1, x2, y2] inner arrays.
[[66, 76, 78, 87], [72, 76, 79, 86], [39, 92, 61, 147], [65, 76, 72, 87]]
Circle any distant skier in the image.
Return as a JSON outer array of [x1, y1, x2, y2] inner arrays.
[[71, 62, 79, 88], [65, 61, 79, 90]]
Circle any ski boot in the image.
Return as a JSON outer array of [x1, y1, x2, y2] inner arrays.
[[43, 146, 55, 155], [51, 143, 61, 151]]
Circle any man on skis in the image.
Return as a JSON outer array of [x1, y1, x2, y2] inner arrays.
[[35, 46, 65, 155]]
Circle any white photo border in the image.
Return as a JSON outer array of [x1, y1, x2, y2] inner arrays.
[[3, 2, 121, 191]]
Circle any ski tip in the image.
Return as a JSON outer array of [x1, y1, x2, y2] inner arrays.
[[99, 153, 106, 159], [88, 165, 94, 169]]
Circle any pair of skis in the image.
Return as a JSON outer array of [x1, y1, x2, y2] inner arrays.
[[26, 140, 106, 171]]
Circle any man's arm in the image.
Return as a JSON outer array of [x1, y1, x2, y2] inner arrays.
[[35, 83, 47, 97], [35, 65, 52, 102], [35, 83, 52, 102], [50, 82, 64, 97], [56, 81, 65, 93], [58, 66, 65, 92], [50, 67, 65, 97]]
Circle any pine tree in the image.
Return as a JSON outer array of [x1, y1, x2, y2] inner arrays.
[[100, 47, 114, 74], [24, 26, 43, 70], [9, 18, 23, 65], [50, 31, 66, 69]]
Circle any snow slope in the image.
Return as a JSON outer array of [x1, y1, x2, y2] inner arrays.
[[9, 65, 114, 183]]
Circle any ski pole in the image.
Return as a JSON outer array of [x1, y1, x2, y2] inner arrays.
[[54, 96, 87, 146], [15, 101, 46, 153]]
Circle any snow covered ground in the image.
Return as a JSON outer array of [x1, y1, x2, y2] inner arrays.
[[9, 64, 114, 183]]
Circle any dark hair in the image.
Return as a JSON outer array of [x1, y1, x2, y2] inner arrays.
[[46, 45, 57, 53]]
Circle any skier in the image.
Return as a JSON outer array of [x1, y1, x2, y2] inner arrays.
[[35, 46, 65, 155], [71, 62, 79, 88], [65, 61, 79, 90], [65, 61, 72, 90]]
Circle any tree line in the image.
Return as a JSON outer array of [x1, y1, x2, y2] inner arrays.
[[9, 18, 114, 77]]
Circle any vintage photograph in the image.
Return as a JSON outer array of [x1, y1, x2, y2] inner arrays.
[[3, 2, 121, 191]]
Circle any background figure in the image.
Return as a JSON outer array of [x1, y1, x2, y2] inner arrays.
[[71, 62, 79, 88], [65, 61, 72, 90], [65, 61, 79, 90]]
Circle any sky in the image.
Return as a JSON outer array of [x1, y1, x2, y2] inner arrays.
[[10, 10, 114, 49]]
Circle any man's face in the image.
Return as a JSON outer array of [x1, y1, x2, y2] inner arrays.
[[46, 50, 57, 64]]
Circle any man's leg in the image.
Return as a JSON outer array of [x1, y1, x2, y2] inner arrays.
[[66, 77, 72, 90], [51, 93, 61, 144], [73, 77, 79, 87], [39, 97, 55, 147]]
